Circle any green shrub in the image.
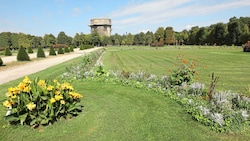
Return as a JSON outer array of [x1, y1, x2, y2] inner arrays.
[[49, 46, 56, 56], [64, 46, 70, 53], [17, 46, 30, 61], [27, 47, 33, 54], [4, 47, 12, 56], [57, 46, 64, 54], [70, 46, 74, 52], [3, 76, 83, 127], [80, 45, 84, 50], [0, 57, 3, 66], [37, 46, 46, 58]]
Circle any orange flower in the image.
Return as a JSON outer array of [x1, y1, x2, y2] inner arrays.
[[183, 59, 188, 64]]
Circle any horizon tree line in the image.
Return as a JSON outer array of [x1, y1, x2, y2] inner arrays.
[[0, 16, 249, 50]]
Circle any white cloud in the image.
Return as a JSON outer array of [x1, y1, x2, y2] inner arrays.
[[109, 0, 250, 32]]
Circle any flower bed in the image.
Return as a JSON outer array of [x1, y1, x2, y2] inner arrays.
[[3, 76, 83, 127]]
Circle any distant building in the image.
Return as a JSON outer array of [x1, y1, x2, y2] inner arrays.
[[89, 18, 112, 37]]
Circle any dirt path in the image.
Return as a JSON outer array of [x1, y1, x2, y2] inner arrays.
[[0, 47, 102, 85]]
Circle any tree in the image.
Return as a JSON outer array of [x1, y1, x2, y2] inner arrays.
[[0, 32, 12, 48], [18, 33, 31, 48], [17, 46, 30, 61], [10, 33, 19, 50], [57, 46, 64, 54], [90, 31, 100, 46], [228, 18, 241, 45], [212, 23, 227, 45], [57, 31, 67, 44], [165, 27, 175, 45], [31, 36, 42, 48], [195, 27, 208, 45], [126, 33, 134, 46], [44, 34, 56, 47], [154, 27, 165, 42], [187, 26, 199, 45], [27, 47, 33, 54]]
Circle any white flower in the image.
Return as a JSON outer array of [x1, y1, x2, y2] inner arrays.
[[241, 109, 249, 120], [211, 112, 225, 126]]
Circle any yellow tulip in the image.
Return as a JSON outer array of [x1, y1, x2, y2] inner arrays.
[[23, 76, 31, 84], [47, 85, 54, 91]]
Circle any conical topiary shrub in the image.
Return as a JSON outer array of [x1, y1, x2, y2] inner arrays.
[[70, 46, 74, 52], [28, 47, 34, 54], [64, 46, 70, 53], [0, 57, 3, 66], [49, 46, 56, 56], [17, 46, 30, 61], [57, 46, 64, 54], [4, 47, 12, 56], [37, 46, 46, 58], [80, 45, 84, 50]]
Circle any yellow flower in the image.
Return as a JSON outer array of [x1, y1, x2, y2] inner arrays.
[[8, 87, 19, 95], [18, 82, 26, 91], [60, 100, 65, 105], [69, 92, 83, 99], [3, 100, 12, 108], [5, 92, 12, 98], [38, 80, 46, 88], [23, 86, 31, 93], [47, 85, 54, 91], [61, 82, 74, 91], [11, 94, 17, 99], [54, 90, 60, 95], [23, 76, 31, 84], [53, 79, 58, 83], [26, 102, 36, 111], [55, 95, 63, 101], [50, 98, 56, 104]]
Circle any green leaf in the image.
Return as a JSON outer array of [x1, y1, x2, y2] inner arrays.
[[20, 113, 28, 125], [40, 119, 49, 125], [30, 119, 37, 125]]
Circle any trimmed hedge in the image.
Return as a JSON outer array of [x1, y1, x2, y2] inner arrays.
[[49, 46, 56, 56], [37, 46, 46, 58], [80, 44, 94, 50], [28, 47, 34, 54], [64, 46, 70, 53], [0, 57, 3, 66], [57, 46, 64, 54], [17, 46, 30, 61], [4, 47, 12, 56], [70, 46, 74, 52]]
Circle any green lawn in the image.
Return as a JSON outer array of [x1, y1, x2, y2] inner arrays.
[[102, 46, 250, 94], [1, 47, 250, 140]]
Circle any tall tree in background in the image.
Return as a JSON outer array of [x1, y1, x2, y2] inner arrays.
[[31, 36, 42, 48], [165, 27, 175, 45], [145, 31, 154, 45], [18, 33, 31, 48], [187, 26, 199, 45], [0, 32, 12, 47], [44, 34, 56, 47], [228, 17, 241, 45], [126, 33, 134, 46], [154, 27, 165, 42], [90, 30, 100, 46], [212, 23, 227, 45], [57, 31, 67, 44]]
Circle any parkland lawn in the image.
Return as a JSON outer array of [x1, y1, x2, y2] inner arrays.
[[1, 46, 250, 141], [102, 46, 250, 94]]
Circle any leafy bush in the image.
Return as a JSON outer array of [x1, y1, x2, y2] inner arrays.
[[37, 46, 46, 58], [0, 57, 3, 66], [49, 46, 56, 56], [3, 76, 83, 127], [57, 46, 64, 54], [64, 46, 70, 53], [169, 55, 199, 86], [80, 44, 94, 50], [17, 46, 30, 61], [27, 47, 33, 54], [4, 47, 12, 56]]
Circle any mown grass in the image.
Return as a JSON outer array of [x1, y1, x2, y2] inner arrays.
[[102, 46, 250, 94], [1, 48, 250, 140]]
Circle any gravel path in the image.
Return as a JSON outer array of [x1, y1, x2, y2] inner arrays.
[[0, 47, 102, 85]]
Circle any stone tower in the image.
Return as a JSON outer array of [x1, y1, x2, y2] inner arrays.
[[89, 18, 112, 37]]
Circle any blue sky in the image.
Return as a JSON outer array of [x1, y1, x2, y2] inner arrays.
[[0, 0, 250, 37]]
